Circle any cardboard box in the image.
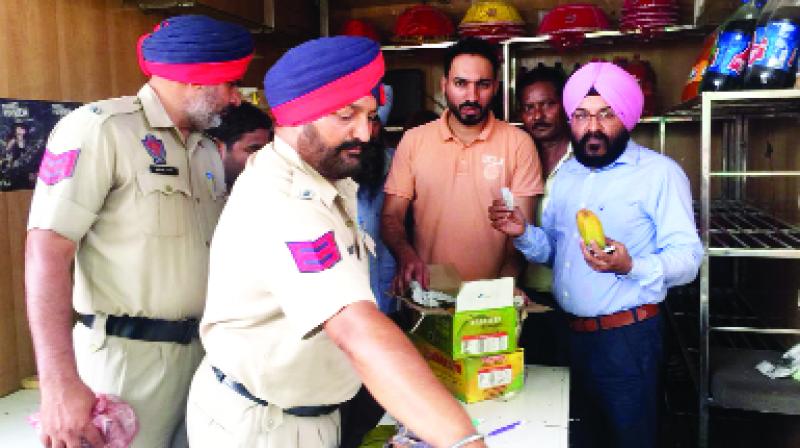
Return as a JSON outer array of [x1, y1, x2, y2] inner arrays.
[[415, 338, 525, 404], [413, 264, 517, 359], [416, 307, 517, 359]]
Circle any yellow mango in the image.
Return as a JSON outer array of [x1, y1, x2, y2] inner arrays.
[[576, 208, 607, 248]]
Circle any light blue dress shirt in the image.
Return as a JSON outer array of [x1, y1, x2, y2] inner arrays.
[[513, 140, 703, 317], [357, 148, 398, 314]]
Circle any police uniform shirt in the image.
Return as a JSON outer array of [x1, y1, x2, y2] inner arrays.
[[28, 84, 226, 320], [200, 136, 375, 409]]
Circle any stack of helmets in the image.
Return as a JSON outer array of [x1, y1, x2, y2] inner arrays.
[[338, 19, 382, 43], [537, 3, 611, 49], [620, 0, 679, 33], [393, 4, 455, 44], [458, 0, 527, 44]]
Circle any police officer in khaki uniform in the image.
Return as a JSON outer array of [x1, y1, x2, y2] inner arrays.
[[187, 36, 487, 448], [25, 16, 253, 448]]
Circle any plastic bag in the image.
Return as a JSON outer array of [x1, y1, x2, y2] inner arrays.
[[28, 393, 139, 448]]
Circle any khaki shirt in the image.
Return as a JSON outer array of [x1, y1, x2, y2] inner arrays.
[[200, 136, 375, 409], [28, 84, 226, 320]]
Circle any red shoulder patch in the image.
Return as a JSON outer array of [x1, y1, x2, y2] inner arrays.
[[286, 231, 342, 273], [38, 149, 80, 186]]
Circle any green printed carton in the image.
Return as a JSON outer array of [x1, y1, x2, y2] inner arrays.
[[413, 337, 525, 403], [414, 265, 517, 360]]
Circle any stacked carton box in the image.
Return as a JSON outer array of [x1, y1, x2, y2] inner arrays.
[[410, 265, 524, 403]]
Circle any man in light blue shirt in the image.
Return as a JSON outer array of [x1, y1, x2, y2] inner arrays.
[[489, 62, 702, 448], [356, 84, 398, 314]]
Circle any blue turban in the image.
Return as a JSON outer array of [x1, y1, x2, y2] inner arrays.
[[138, 15, 254, 84]]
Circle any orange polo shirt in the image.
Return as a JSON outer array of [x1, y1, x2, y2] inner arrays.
[[384, 111, 543, 281]]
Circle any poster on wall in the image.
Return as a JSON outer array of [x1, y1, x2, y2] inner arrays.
[[0, 99, 82, 192]]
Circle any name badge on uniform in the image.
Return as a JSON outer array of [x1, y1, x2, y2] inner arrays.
[[150, 164, 179, 176]]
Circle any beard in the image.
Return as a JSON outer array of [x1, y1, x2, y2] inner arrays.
[[185, 89, 225, 131], [446, 97, 488, 126], [352, 138, 387, 195], [571, 129, 630, 169], [300, 124, 364, 180]]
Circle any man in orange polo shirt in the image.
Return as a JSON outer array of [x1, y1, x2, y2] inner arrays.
[[382, 37, 543, 292]]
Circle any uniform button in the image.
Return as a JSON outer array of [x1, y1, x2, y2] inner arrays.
[[563, 291, 569, 298], [195, 198, 200, 203], [205, 241, 210, 247], [565, 261, 571, 268], [165, 185, 173, 193]]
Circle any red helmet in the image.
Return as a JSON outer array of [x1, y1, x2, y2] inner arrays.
[[393, 4, 455, 43], [537, 3, 611, 48], [338, 19, 381, 43]]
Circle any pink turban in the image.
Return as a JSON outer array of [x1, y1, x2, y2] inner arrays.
[[563, 62, 643, 131]]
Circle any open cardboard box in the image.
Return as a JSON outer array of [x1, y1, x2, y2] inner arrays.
[[411, 264, 519, 359]]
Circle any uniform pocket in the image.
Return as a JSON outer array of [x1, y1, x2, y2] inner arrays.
[[136, 172, 192, 236]]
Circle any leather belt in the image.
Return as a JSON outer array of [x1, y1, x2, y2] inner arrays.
[[211, 366, 340, 417], [569, 303, 660, 332], [78, 314, 198, 344]]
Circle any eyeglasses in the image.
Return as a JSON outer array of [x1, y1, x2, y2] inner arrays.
[[570, 108, 617, 125]]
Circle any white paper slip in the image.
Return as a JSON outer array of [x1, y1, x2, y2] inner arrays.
[[456, 276, 515, 312], [501, 187, 514, 209]]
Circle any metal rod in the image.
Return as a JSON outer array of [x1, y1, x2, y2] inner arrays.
[[503, 42, 510, 122], [710, 171, 800, 177], [319, 0, 328, 37], [699, 91, 712, 448], [708, 248, 800, 258], [711, 327, 800, 335]]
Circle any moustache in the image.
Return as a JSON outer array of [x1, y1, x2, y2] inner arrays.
[[335, 140, 364, 153], [579, 131, 610, 148], [459, 101, 483, 112]]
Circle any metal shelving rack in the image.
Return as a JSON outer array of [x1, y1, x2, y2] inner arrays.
[[500, 25, 709, 122], [698, 89, 800, 448], [377, 11, 800, 446]]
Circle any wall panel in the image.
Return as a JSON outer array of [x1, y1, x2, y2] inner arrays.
[[0, 0, 161, 397]]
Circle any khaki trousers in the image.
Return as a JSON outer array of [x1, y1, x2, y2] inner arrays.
[[186, 358, 341, 448], [73, 317, 204, 448]]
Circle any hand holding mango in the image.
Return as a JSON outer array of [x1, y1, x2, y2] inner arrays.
[[576, 209, 614, 254]]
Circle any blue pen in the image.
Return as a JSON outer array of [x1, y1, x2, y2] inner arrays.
[[487, 420, 523, 437]]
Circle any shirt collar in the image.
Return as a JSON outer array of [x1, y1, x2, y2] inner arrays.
[[138, 84, 175, 129], [272, 135, 341, 208], [437, 109, 497, 144], [564, 139, 641, 174], [548, 143, 574, 179]]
